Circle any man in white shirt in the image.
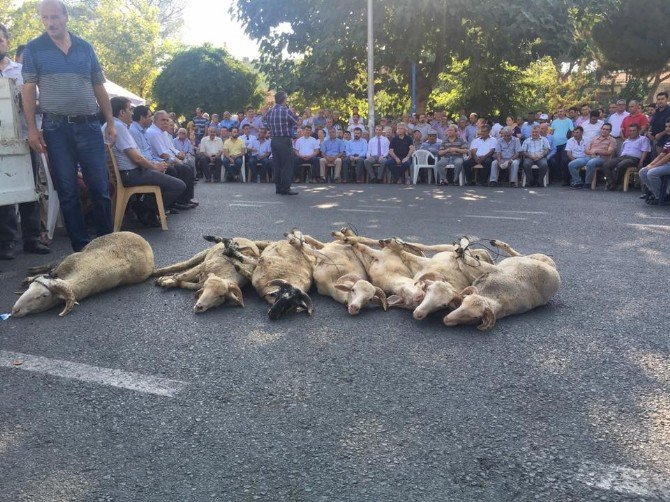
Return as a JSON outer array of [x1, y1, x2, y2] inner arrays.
[[581, 111, 604, 144], [364, 125, 390, 182], [607, 99, 629, 143], [565, 126, 590, 188], [197, 126, 224, 182], [602, 124, 650, 190], [293, 125, 320, 182], [463, 124, 497, 185]]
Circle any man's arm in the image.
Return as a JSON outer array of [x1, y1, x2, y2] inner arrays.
[[93, 83, 116, 144], [638, 151, 648, 168], [404, 145, 415, 161], [125, 147, 167, 172], [21, 83, 47, 153]]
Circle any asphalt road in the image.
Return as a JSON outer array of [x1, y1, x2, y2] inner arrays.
[[1, 181, 669, 501]]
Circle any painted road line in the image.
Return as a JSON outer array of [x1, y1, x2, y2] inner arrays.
[[356, 205, 400, 209], [627, 223, 670, 232], [498, 210, 548, 215], [462, 215, 527, 221], [576, 462, 670, 499], [231, 200, 284, 204], [0, 350, 187, 397], [337, 209, 386, 213], [229, 203, 264, 208]]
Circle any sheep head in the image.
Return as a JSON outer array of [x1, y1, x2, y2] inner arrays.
[[193, 274, 244, 313], [11, 276, 77, 318], [334, 273, 387, 315], [443, 286, 496, 331], [412, 274, 460, 320], [266, 279, 313, 320]]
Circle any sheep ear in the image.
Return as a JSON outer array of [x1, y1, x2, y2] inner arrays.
[[334, 283, 352, 292], [373, 287, 388, 311], [477, 306, 496, 331], [387, 295, 404, 307], [195, 288, 204, 299], [461, 286, 479, 296], [227, 283, 244, 307]]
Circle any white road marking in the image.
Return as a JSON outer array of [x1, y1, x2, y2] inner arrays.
[[229, 203, 264, 208], [576, 462, 670, 498], [462, 215, 527, 221], [356, 204, 399, 209], [498, 210, 548, 215], [0, 350, 187, 397], [337, 209, 386, 213], [627, 223, 670, 232], [231, 200, 284, 204]]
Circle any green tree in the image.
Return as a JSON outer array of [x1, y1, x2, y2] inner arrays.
[[232, 0, 604, 114], [152, 44, 264, 117]]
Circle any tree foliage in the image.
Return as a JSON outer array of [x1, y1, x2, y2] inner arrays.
[[2, 0, 169, 99], [592, 0, 670, 76], [152, 45, 264, 117], [233, 0, 610, 114]]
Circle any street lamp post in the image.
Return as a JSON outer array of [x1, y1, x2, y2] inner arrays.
[[367, 0, 375, 135]]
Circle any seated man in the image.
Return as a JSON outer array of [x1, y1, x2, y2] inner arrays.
[[463, 124, 497, 185], [222, 127, 246, 181], [197, 126, 224, 182], [435, 125, 468, 185], [320, 127, 346, 182], [639, 136, 670, 204], [565, 126, 591, 188], [417, 129, 441, 183], [581, 123, 617, 190], [385, 123, 414, 184], [520, 125, 550, 187], [145, 110, 197, 209], [343, 127, 368, 182], [293, 125, 320, 182], [242, 126, 260, 180], [105, 97, 186, 227], [364, 125, 390, 182], [253, 127, 272, 182], [601, 124, 650, 190], [490, 127, 521, 187], [173, 127, 195, 176]]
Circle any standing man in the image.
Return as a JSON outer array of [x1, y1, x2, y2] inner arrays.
[[0, 23, 50, 259], [192, 107, 208, 145], [550, 108, 574, 185], [265, 91, 299, 195], [607, 99, 629, 150], [22, 0, 114, 251]]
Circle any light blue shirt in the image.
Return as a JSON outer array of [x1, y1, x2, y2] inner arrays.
[[129, 121, 162, 162], [346, 138, 368, 157], [550, 118, 574, 146], [322, 138, 345, 157], [545, 134, 557, 158], [521, 121, 539, 139], [257, 138, 272, 157]]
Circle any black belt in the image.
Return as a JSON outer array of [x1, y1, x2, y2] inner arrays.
[[272, 135, 292, 138], [44, 113, 100, 124]]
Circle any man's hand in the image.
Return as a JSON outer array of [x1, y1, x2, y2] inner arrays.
[[154, 162, 167, 173], [104, 122, 117, 144], [28, 129, 47, 153]]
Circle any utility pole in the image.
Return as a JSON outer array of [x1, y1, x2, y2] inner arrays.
[[367, 0, 375, 135]]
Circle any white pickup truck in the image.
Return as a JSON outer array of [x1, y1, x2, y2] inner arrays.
[[0, 78, 37, 205]]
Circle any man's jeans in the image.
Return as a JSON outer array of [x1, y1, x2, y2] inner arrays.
[[42, 115, 112, 251], [569, 156, 605, 186], [639, 163, 670, 198]]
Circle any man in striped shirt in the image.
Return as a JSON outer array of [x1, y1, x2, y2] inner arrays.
[[21, 0, 114, 251]]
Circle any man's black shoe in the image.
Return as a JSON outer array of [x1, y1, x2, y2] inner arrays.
[[166, 207, 180, 215], [23, 241, 51, 255], [173, 202, 193, 210], [0, 242, 17, 260], [188, 200, 199, 207]]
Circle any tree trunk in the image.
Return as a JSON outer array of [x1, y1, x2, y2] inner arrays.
[[415, 72, 432, 114]]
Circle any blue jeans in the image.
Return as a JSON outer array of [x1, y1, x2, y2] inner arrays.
[[568, 157, 590, 185], [42, 115, 112, 251], [584, 157, 605, 185], [639, 163, 670, 198]]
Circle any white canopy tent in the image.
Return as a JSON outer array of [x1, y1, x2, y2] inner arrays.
[[104, 80, 146, 106]]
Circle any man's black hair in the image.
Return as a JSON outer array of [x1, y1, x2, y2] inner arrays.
[[132, 105, 151, 122], [275, 91, 288, 104], [111, 96, 131, 118]]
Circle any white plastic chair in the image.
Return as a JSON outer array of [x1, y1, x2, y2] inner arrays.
[[40, 152, 61, 240], [240, 155, 246, 183], [521, 164, 549, 187], [444, 163, 465, 186], [411, 150, 437, 185]]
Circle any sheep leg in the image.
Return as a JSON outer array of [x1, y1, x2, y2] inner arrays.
[[303, 235, 326, 249], [489, 240, 522, 257], [409, 243, 457, 253], [152, 249, 209, 277]]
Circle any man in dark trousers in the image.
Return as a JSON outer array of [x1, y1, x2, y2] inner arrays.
[[265, 91, 299, 195]]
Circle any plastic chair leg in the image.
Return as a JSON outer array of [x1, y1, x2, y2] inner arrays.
[[114, 193, 132, 232], [154, 190, 168, 230]]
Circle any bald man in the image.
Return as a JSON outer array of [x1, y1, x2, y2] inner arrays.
[[21, 0, 115, 250]]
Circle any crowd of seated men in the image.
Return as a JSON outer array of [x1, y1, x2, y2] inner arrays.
[[175, 95, 670, 201]]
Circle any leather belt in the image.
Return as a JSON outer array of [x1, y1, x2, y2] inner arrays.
[[44, 113, 100, 124]]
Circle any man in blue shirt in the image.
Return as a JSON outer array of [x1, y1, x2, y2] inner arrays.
[[343, 127, 368, 182], [22, 0, 115, 251], [550, 107, 574, 185], [319, 127, 345, 181]]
